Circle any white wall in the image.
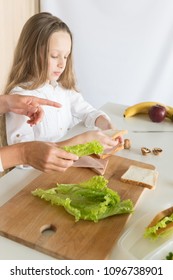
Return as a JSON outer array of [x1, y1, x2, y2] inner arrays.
[[41, 0, 173, 108]]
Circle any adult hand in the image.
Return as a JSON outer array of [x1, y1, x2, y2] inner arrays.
[[23, 141, 78, 173], [6, 94, 62, 125]]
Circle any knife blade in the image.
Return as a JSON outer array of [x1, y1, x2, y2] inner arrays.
[[132, 130, 173, 133]]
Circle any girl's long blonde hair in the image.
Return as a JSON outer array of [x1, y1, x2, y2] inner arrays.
[[5, 12, 77, 94]]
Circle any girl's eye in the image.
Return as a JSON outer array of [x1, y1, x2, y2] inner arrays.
[[50, 55, 69, 59]]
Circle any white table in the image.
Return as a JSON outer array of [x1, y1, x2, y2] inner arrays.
[[0, 102, 173, 260]]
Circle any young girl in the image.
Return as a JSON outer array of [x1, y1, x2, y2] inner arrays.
[[5, 12, 121, 150]]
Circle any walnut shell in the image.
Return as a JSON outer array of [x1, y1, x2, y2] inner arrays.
[[141, 147, 151, 155], [152, 148, 163, 155], [124, 138, 131, 149]]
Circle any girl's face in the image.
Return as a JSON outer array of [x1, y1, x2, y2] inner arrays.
[[47, 31, 71, 82]]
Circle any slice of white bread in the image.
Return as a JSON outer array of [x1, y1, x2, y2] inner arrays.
[[120, 165, 158, 190], [97, 129, 128, 159]]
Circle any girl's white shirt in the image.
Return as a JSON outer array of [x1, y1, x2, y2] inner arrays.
[[6, 82, 110, 145]]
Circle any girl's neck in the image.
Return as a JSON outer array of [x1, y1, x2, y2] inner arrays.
[[46, 80, 58, 88]]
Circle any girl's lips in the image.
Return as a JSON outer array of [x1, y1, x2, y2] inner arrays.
[[54, 72, 61, 76]]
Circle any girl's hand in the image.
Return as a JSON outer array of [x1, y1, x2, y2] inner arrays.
[[66, 130, 122, 151], [95, 115, 113, 130]]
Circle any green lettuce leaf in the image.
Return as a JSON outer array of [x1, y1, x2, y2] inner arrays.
[[62, 140, 104, 157], [32, 175, 134, 222], [165, 252, 173, 260], [144, 213, 173, 239]]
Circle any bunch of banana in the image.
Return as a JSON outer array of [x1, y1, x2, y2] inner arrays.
[[123, 101, 173, 121]]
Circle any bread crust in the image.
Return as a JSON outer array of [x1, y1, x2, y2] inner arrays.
[[120, 165, 158, 190], [97, 129, 128, 159], [121, 177, 156, 190], [99, 143, 124, 159], [147, 206, 173, 234]]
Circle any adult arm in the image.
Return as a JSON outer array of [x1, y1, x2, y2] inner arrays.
[[0, 94, 61, 125], [0, 142, 78, 173]]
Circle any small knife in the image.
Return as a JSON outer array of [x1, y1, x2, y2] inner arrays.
[[132, 130, 173, 133]]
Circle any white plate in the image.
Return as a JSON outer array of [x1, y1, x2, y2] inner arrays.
[[117, 212, 173, 260]]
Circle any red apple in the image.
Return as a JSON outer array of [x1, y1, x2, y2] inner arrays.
[[148, 104, 166, 122]]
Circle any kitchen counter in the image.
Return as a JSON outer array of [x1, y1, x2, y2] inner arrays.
[[0, 102, 173, 260]]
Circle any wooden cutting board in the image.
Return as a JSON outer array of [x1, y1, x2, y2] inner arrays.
[[0, 155, 156, 260]]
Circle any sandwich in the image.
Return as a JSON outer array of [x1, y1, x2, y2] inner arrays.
[[63, 129, 127, 175], [63, 139, 107, 175], [120, 165, 159, 190], [63, 129, 127, 158], [144, 206, 173, 239], [63, 140, 104, 157]]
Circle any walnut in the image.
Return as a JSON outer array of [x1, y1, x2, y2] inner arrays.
[[141, 147, 151, 155], [152, 148, 163, 155], [124, 138, 131, 149]]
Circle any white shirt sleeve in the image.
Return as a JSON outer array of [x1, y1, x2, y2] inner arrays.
[[0, 154, 4, 172], [69, 91, 111, 128]]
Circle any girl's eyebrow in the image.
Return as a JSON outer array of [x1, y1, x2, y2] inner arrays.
[[50, 49, 71, 56], [50, 48, 70, 53]]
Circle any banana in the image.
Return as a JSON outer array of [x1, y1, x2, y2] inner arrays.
[[124, 101, 173, 122], [123, 102, 165, 118], [166, 106, 173, 121]]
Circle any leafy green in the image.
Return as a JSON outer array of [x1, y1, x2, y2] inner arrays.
[[62, 140, 104, 157], [32, 175, 134, 222], [144, 213, 173, 239], [165, 252, 173, 260]]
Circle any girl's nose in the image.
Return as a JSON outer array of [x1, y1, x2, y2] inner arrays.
[[57, 57, 64, 68]]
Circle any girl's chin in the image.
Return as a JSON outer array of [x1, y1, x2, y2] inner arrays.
[[53, 75, 60, 80], [47, 77, 59, 83]]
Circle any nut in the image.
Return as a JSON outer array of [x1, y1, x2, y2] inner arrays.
[[152, 148, 163, 155], [124, 138, 131, 149], [141, 147, 151, 155]]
